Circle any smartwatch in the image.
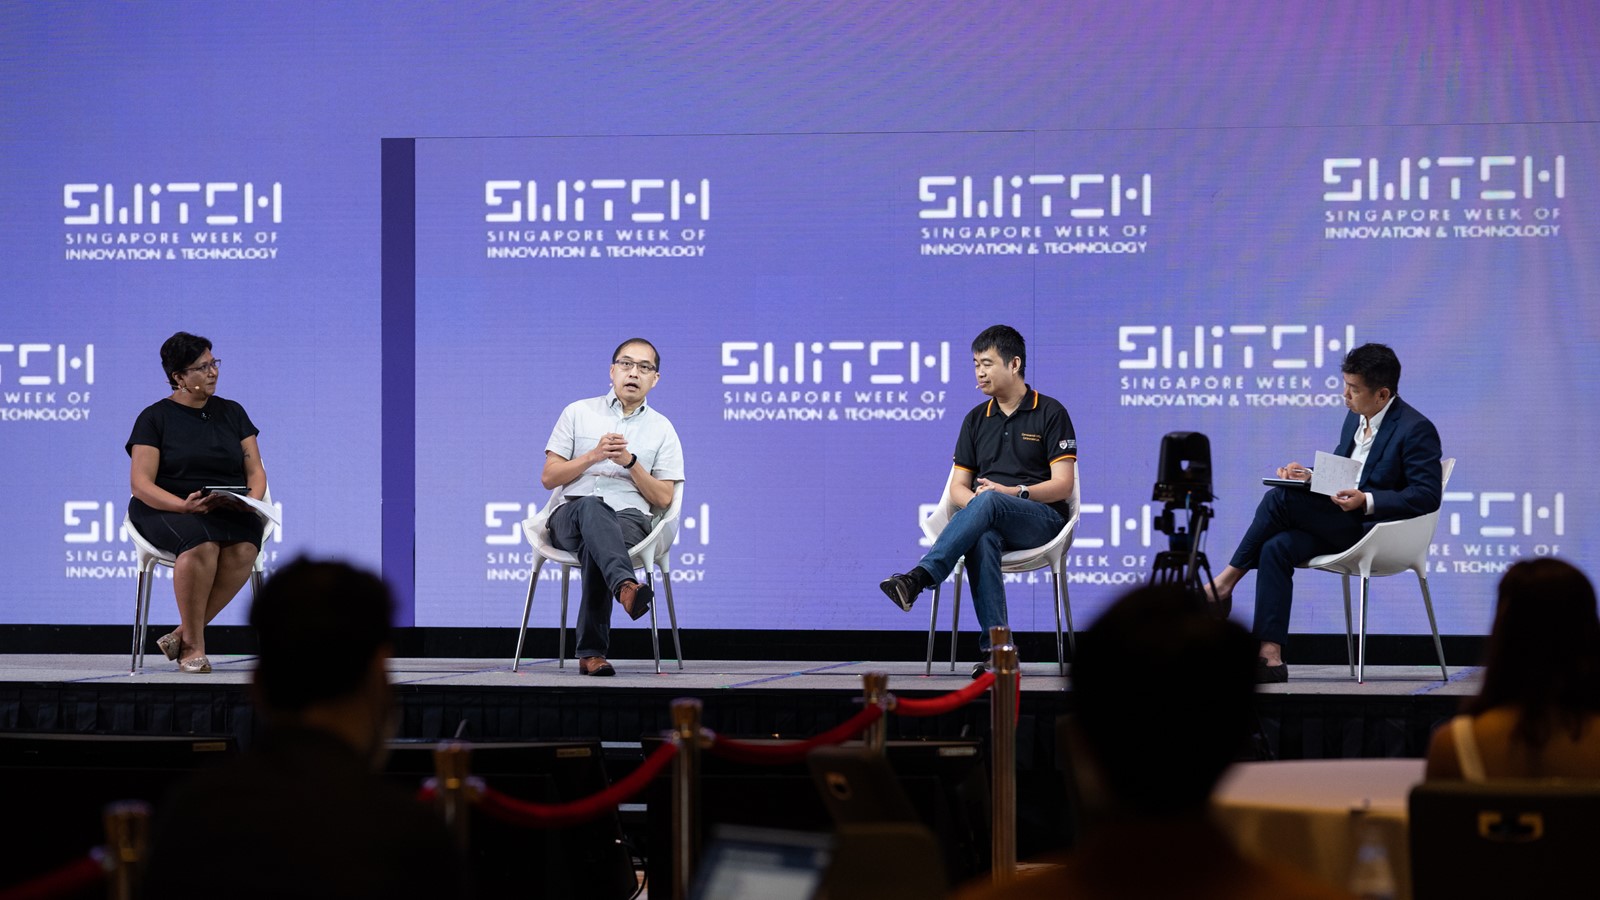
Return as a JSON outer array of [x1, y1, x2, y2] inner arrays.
[[623, 453, 638, 469], [1017, 485, 1030, 500]]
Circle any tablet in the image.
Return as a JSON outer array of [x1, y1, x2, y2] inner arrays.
[[1261, 478, 1311, 489]]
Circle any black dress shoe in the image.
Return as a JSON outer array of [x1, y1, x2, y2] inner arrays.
[[880, 573, 920, 611], [971, 661, 991, 680], [1254, 658, 1289, 684], [1200, 580, 1232, 619]]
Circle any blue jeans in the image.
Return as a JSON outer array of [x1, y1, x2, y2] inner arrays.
[[916, 491, 1066, 651]]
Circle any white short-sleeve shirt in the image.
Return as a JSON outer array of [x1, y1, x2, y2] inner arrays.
[[545, 391, 685, 517]]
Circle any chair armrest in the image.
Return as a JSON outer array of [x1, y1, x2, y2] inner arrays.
[[920, 495, 960, 542]]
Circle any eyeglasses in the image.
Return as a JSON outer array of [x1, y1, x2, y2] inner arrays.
[[181, 359, 221, 375], [612, 358, 658, 374]]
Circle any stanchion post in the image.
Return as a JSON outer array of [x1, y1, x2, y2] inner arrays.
[[862, 671, 889, 755], [988, 625, 1018, 885], [433, 741, 475, 854], [102, 800, 150, 900], [671, 698, 704, 900]]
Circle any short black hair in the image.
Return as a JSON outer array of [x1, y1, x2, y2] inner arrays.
[[1072, 586, 1257, 815], [1341, 342, 1401, 394], [160, 332, 212, 389], [250, 558, 394, 713], [971, 325, 1025, 377], [612, 337, 660, 370]]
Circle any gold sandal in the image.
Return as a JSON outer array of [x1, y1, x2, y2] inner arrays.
[[179, 656, 212, 674], [157, 632, 182, 661]]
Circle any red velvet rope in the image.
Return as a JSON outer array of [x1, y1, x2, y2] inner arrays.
[[409, 670, 1019, 828], [892, 670, 996, 717], [473, 740, 680, 829], [708, 704, 885, 765], [0, 852, 105, 900]]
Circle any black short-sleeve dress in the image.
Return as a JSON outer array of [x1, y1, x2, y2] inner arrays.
[[125, 397, 265, 555]]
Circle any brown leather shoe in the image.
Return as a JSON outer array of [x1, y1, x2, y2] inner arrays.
[[579, 656, 616, 677], [616, 580, 653, 621]]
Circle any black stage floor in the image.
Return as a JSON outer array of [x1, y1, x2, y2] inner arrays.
[[0, 653, 1481, 885], [0, 654, 1477, 761]]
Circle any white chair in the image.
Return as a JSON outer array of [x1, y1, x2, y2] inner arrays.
[[1297, 457, 1455, 683], [124, 486, 277, 675], [920, 466, 1081, 676], [512, 483, 685, 674]]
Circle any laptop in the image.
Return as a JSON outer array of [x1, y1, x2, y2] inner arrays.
[[807, 746, 921, 824], [688, 825, 832, 900]]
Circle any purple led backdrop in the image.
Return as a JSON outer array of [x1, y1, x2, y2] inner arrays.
[[409, 126, 1591, 637], [0, 2, 1595, 637]]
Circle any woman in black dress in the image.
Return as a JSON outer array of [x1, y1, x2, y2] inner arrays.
[[126, 332, 268, 674]]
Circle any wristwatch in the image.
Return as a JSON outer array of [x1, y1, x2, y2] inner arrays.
[[1017, 485, 1030, 500], [623, 453, 638, 469]]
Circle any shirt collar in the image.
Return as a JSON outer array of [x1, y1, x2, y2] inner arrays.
[[606, 389, 649, 418], [1360, 395, 1396, 438], [985, 386, 1038, 417]]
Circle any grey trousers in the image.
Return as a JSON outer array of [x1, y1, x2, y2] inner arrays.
[[548, 496, 651, 658]]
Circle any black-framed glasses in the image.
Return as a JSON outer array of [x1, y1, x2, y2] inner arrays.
[[612, 358, 657, 374], [181, 358, 221, 375]]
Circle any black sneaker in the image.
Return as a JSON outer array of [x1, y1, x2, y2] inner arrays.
[[971, 661, 991, 679], [879, 573, 920, 611]]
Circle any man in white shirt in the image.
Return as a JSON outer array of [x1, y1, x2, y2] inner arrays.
[[542, 338, 685, 676], [1203, 344, 1442, 682]]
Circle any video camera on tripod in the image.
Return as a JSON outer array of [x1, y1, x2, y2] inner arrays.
[[1150, 432, 1224, 615]]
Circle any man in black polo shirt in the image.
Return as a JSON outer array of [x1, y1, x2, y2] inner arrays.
[[881, 325, 1078, 676]]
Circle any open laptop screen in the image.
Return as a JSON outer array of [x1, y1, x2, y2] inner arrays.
[[689, 826, 833, 900]]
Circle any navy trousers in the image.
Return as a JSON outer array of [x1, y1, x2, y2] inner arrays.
[[1229, 486, 1365, 647]]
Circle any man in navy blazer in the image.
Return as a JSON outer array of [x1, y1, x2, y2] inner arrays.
[[1204, 344, 1442, 682]]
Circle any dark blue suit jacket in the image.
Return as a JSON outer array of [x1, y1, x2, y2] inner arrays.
[[1334, 395, 1443, 523]]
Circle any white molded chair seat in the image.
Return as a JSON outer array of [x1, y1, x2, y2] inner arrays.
[[1297, 457, 1455, 683], [920, 466, 1081, 676], [123, 486, 277, 675], [512, 483, 685, 674]]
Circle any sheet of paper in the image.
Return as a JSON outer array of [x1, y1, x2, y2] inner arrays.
[[1309, 450, 1361, 497], [217, 493, 282, 530]]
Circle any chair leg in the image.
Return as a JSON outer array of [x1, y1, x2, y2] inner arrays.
[[1418, 570, 1449, 681], [1061, 568, 1076, 657], [139, 570, 159, 673], [1051, 565, 1065, 677], [925, 584, 942, 677], [558, 566, 572, 668], [512, 560, 544, 672], [1357, 576, 1371, 683], [1341, 576, 1356, 677], [949, 566, 964, 673], [130, 568, 150, 675], [647, 570, 663, 676], [660, 561, 684, 670]]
